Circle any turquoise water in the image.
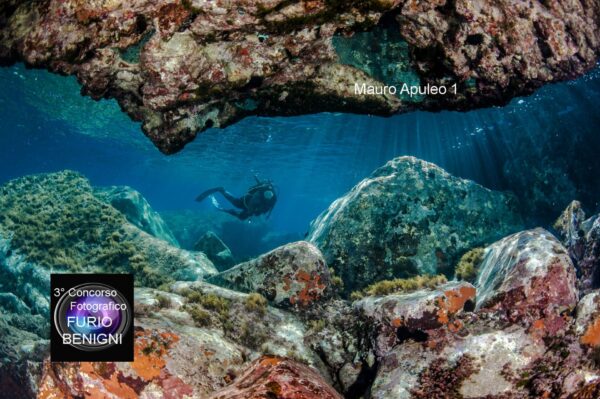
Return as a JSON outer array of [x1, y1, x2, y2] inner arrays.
[[1, 63, 599, 252]]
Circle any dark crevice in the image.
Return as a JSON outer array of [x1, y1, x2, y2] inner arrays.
[[466, 34, 484, 45], [591, 259, 600, 289], [533, 21, 553, 59], [344, 359, 379, 399], [242, 76, 264, 91], [463, 299, 476, 312], [397, 326, 429, 344]]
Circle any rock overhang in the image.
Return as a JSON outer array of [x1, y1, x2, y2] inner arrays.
[[1, 0, 599, 153]]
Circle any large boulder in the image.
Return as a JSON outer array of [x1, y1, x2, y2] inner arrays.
[[475, 228, 578, 334], [94, 185, 179, 246], [209, 241, 332, 309], [0, 171, 217, 290], [194, 231, 235, 271], [362, 228, 591, 399], [355, 281, 476, 356], [208, 356, 343, 399], [308, 156, 523, 294]]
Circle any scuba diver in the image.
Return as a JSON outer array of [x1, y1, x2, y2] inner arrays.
[[195, 176, 277, 221]]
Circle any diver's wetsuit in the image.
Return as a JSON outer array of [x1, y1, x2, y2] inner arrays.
[[196, 179, 277, 220]]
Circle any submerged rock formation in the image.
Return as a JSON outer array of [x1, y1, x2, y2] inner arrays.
[[308, 156, 523, 295], [209, 241, 333, 309], [0, 171, 216, 287], [208, 355, 344, 399], [0, 170, 220, 396], [475, 228, 578, 331], [194, 230, 235, 271], [5, 168, 600, 397], [1, 0, 599, 153], [555, 202, 600, 294], [95, 185, 179, 246], [35, 282, 342, 399]]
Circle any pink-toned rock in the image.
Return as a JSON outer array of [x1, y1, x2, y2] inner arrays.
[[208, 355, 343, 399], [355, 281, 476, 356], [475, 228, 578, 336]]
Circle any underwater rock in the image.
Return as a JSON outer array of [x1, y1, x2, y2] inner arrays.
[[555, 200, 588, 263], [0, 171, 217, 329], [308, 156, 523, 295], [301, 299, 368, 395], [554, 202, 600, 294], [575, 290, 600, 348], [1, 1, 599, 153], [94, 185, 179, 246], [208, 355, 343, 399], [359, 228, 600, 398], [475, 228, 578, 334], [370, 326, 548, 399], [36, 325, 244, 399], [208, 241, 332, 309], [0, 171, 224, 397], [355, 281, 476, 357], [124, 224, 217, 281], [14, 281, 345, 398], [194, 230, 235, 271]]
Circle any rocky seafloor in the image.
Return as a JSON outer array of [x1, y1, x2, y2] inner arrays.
[[1, 0, 599, 153], [2, 156, 600, 398]]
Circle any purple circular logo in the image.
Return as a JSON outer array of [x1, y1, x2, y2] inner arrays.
[[53, 283, 131, 352]]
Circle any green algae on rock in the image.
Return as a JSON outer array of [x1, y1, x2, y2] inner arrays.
[[0, 170, 216, 287], [308, 156, 524, 295], [350, 274, 448, 300], [454, 247, 485, 283]]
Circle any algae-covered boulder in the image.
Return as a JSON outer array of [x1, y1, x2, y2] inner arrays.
[[194, 231, 235, 271], [308, 156, 523, 295], [94, 185, 179, 246], [0, 171, 216, 286], [208, 241, 332, 309]]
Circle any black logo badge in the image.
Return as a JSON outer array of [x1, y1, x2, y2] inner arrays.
[[50, 274, 134, 362]]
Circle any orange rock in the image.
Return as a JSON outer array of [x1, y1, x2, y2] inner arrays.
[[581, 317, 600, 347]]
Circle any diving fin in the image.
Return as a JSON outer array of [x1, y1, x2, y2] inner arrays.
[[210, 195, 224, 210], [196, 187, 222, 202]]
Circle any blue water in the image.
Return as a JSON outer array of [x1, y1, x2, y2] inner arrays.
[[1, 63, 600, 249]]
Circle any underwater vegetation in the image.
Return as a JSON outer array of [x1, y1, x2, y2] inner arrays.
[[454, 247, 485, 283], [2, 154, 600, 398], [0, 171, 132, 272], [1, 0, 599, 152], [1, 0, 600, 398]]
